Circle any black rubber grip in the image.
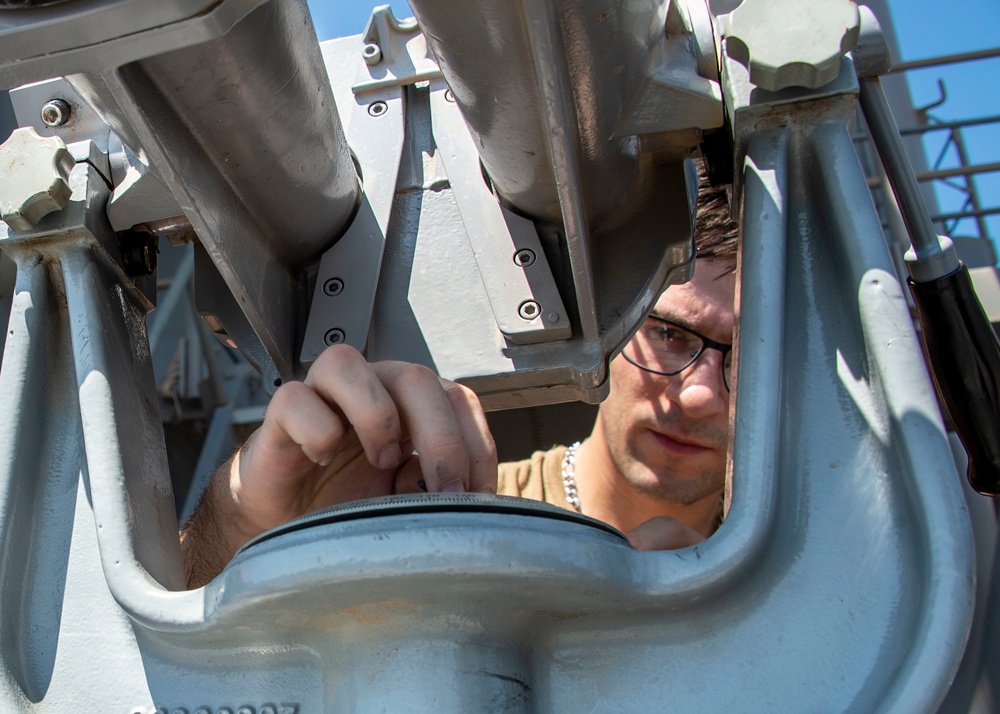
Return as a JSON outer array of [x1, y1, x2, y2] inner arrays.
[[909, 264, 1000, 495]]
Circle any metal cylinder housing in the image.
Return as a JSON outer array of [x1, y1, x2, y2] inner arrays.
[[408, 0, 677, 229], [69, 0, 360, 266]]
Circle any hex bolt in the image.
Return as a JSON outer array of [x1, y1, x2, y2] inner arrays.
[[40, 99, 71, 128], [368, 101, 388, 117], [324, 328, 346, 345], [362, 43, 382, 65], [323, 277, 344, 296], [518, 300, 541, 321], [513, 249, 536, 268], [444, 89, 456, 103]]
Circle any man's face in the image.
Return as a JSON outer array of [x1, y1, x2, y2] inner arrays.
[[598, 258, 735, 505]]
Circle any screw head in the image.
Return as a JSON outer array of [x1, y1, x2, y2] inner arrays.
[[513, 249, 536, 268], [40, 99, 71, 128], [324, 328, 346, 345], [362, 43, 382, 65], [323, 277, 344, 296], [518, 300, 541, 321], [368, 101, 388, 117]]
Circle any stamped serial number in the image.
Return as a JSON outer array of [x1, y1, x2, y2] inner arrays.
[[146, 705, 299, 714]]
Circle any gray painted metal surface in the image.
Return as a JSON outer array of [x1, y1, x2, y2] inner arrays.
[[429, 82, 571, 346], [940, 435, 999, 714], [0, 161, 172, 711], [8, 79, 112, 152], [297, 23, 696, 408], [0, 0, 988, 711], [0, 249, 13, 365], [4, 0, 361, 386], [300, 32, 408, 364]]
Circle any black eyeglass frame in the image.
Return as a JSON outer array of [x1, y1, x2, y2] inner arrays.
[[621, 315, 733, 392]]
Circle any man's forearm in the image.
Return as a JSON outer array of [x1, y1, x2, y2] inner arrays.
[[179, 453, 257, 589]]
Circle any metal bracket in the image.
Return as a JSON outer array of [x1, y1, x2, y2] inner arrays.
[[300, 87, 406, 362], [352, 6, 443, 96], [66, 139, 113, 189], [613, 0, 724, 140], [106, 136, 184, 233], [0, 0, 272, 88], [9, 78, 113, 153], [10, 78, 186, 235], [429, 83, 571, 345]]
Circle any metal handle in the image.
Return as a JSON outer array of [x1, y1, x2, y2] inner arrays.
[[908, 266, 1000, 495], [857, 65, 1000, 495]]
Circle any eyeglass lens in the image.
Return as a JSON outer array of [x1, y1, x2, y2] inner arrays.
[[633, 318, 732, 390]]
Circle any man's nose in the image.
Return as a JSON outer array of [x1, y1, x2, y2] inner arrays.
[[670, 349, 729, 418]]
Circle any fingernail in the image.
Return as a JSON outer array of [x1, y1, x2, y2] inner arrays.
[[441, 479, 466, 493], [417, 479, 427, 492], [479, 485, 496, 495], [378, 443, 403, 469], [306, 448, 332, 467]]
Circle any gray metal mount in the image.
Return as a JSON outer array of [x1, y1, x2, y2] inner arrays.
[[0, 0, 989, 711]]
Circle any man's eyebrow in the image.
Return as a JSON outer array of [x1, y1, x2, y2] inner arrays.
[[649, 311, 699, 332]]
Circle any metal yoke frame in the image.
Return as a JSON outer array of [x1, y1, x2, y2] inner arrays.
[[0, 0, 982, 711]]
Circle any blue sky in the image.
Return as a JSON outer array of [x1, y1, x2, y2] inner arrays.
[[886, 0, 1000, 245], [307, 0, 999, 250]]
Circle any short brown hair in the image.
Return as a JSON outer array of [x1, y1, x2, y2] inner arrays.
[[694, 159, 739, 262]]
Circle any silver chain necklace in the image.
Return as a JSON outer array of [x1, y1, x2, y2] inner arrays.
[[561, 441, 582, 513]]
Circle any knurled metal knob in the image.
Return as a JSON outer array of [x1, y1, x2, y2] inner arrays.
[[0, 127, 75, 232], [724, 0, 860, 92]]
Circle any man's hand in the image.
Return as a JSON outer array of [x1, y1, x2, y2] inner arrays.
[[180, 345, 497, 588]]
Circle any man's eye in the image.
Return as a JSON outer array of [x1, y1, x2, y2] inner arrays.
[[657, 327, 684, 342]]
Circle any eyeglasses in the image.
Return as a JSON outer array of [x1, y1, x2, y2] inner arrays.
[[622, 315, 733, 392]]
